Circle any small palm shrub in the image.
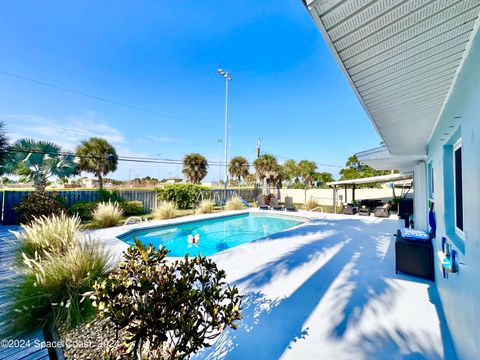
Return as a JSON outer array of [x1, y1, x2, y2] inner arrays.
[[225, 197, 245, 211], [196, 199, 215, 214], [93, 201, 123, 228], [90, 239, 242, 359], [305, 198, 319, 210], [11, 213, 81, 257], [154, 201, 177, 220], [15, 191, 66, 224]]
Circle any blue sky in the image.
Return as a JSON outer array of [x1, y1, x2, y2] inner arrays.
[[0, 0, 381, 181]]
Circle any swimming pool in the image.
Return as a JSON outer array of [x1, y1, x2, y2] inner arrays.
[[119, 213, 305, 257]]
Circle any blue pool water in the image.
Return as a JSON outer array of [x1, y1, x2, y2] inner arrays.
[[119, 213, 304, 257]]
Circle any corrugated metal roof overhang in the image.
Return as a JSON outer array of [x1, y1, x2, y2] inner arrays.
[[305, 0, 480, 156]]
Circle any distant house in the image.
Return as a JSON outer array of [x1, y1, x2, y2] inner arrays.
[[80, 178, 113, 189], [305, 2, 480, 359], [165, 178, 183, 185]]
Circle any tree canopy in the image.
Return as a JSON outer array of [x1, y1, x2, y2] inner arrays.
[[282, 159, 299, 185], [228, 156, 249, 184], [297, 160, 317, 187], [0, 122, 8, 174], [312, 172, 335, 188], [3, 139, 76, 191], [339, 155, 392, 188], [182, 153, 208, 184], [76, 137, 118, 190]]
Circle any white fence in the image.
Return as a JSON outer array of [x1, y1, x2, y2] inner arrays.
[[274, 188, 413, 205]]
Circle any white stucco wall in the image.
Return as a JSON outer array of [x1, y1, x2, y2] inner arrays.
[[274, 188, 410, 205], [426, 24, 480, 360]]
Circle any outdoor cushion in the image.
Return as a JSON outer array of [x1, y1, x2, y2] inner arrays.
[[400, 228, 430, 242]]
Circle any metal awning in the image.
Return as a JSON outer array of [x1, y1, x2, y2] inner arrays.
[[327, 172, 413, 187], [327, 172, 413, 213], [304, 0, 480, 156]]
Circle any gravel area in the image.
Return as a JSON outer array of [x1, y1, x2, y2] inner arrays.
[[59, 318, 125, 359], [59, 318, 169, 359]]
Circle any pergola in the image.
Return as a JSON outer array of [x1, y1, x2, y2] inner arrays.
[[327, 172, 413, 214]]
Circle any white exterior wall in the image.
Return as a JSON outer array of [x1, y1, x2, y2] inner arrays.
[[275, 188, 410, 205], [427, 26, 480, 360]]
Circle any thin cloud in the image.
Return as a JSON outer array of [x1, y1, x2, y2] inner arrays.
[[137, 135, 177, 145], [1, 113, 126, 150]]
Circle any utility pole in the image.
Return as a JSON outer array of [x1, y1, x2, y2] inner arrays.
[[217, 69, 232, 201]]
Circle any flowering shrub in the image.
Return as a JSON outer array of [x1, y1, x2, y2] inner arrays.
[[90, 239, 242, 359]]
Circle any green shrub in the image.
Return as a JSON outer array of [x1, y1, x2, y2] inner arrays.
[[157, 184, 207, 209], [90, 239, 242, 359], [154, 201, 176, 220], [69, 201, 97, 220], [121, 200, 144, 216], [15, 191, 67, 224], [12, 213, 81, 257], [196, 199, 215, 214], [98, 189, 124, 202], [93, 201, 123, 228], [225, 197, 245, 211]]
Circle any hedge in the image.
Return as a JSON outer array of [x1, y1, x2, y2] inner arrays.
[[156, 184, 207, 209]]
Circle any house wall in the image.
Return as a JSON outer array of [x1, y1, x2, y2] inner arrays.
[[427, 25, 480, 360]]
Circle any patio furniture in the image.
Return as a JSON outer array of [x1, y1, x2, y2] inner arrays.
[[270, 196, 283, 210], [342, 204, 358, 215], [284, 197, 297, 211], [395, 230, 434, 281], [256, 195, 269, 210], [358, 206, 370, 216], [374, 207, 389, 217], [395, 205, 436, 281]]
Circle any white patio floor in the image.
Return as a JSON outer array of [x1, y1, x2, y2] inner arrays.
[[90, 210, 456, 359], [186, 212, 457, 360]]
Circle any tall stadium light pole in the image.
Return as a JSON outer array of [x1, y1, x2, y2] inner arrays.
[[217, 69, 232, 199]]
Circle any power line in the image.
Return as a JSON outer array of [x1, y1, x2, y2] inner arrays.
[[4, 148, 344, 169], [0, 69, 255, 136], [0, 70, 344, 168]]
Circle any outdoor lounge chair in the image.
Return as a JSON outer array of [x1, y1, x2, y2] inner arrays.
[[270, 196, 283, 211], [284, 196, 296, 211], [256, 195, 269, 210], [358, 206, 370, 216], [342, 203, 358, 215], [374, 201, 392, 218]]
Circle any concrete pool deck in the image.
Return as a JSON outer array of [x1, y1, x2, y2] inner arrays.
[[92, 209, 456, 359]]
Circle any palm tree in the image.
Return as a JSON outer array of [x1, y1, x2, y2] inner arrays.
[[3, 139, 76, 192], [228, 156, 249, 190], [282, 159, 299, 187], [298, 160, 317, 203], [183, 153, 208, 184], [76, 137, 118, 190], [0, 122, 8, 173], [253, 154, 278, 194]]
